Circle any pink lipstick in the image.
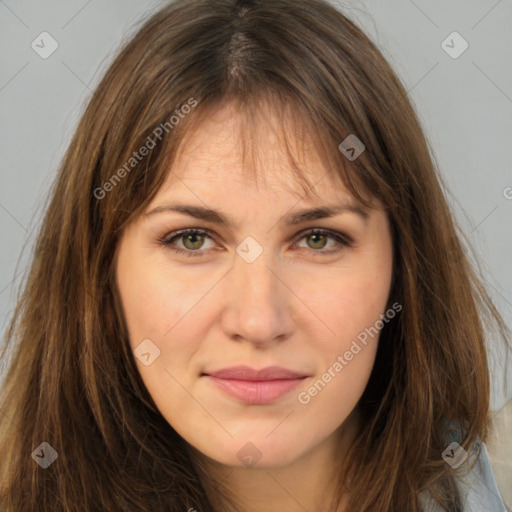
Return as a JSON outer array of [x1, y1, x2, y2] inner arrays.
[[203, 365, 308, 405]]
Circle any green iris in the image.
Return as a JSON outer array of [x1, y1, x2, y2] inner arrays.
[[183, 233, 205, 250], [306, 233, 328, 249]]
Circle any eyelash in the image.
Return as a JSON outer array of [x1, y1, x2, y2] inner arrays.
[[157, 228, 354, 258]]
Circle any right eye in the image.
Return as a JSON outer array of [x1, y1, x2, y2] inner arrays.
[[157, 228, 218, 257]]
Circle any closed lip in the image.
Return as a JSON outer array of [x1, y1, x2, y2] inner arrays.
[[202, 365, 308, 381]]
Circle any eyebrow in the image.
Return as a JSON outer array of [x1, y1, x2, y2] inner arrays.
[[144, 202, 369, 227]]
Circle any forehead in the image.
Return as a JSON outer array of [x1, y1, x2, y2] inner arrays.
[[158, 99, 351, 204]]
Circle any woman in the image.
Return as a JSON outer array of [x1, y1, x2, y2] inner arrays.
[[0, 0, 509, 510]]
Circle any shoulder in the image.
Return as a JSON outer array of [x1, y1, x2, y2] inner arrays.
[[419, 441, 508, 512]]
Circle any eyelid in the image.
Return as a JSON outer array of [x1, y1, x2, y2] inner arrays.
[[157, 228, 216, 255], [293, 227, 354, 247], [157, 227, 354, 257]]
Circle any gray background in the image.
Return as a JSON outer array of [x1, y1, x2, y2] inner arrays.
[[1, 1, 511, 403]]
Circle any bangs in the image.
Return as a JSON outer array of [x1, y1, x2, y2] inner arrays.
[[154, 89, 381, 215]]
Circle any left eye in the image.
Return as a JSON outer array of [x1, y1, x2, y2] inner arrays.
[[158, 228, 352, 257]]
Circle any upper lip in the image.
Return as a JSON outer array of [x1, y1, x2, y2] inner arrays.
[[203, 365, 308, 381]]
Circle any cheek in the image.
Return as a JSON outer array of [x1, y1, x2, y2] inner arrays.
[[116, 248, 214, 406], [293, 245, 392, 408], [294, 269, 389, 423], [116, 246, 204, 350], [115, 250, 205, 411], [301, 260, 392, 348]]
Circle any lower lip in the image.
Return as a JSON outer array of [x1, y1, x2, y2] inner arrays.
[[205, 376, 306, 404]]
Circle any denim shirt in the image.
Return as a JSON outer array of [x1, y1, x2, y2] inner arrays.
[[419, 442, 508, 512]]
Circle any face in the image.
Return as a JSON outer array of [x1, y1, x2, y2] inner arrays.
[[115, 102, 394, 470]]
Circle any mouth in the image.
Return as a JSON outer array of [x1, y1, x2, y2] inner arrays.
[[201, 365, 309, 405]]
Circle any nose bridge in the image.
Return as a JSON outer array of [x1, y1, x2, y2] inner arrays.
[[235, 247, 277, 303], [220, 244, 294, 344]]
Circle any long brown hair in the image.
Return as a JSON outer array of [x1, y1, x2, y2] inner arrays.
[[0, 0, 509, 510]]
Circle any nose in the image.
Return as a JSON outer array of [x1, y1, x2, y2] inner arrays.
[[219, 249, 295, 348]]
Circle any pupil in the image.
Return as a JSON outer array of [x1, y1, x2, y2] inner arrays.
[[185, 234, 203, 249], [309, 234, 326, 249]]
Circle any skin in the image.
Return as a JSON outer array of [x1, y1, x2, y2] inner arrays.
[[115, 101, 394, 512]]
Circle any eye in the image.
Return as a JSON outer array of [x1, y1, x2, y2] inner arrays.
[[293, 229, 353, 254], [157, 228, 353, 257], [157, 228, 216, 257]]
